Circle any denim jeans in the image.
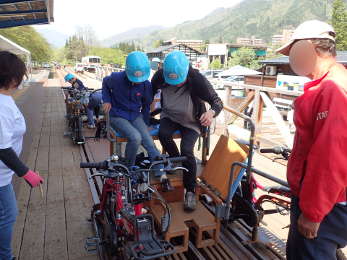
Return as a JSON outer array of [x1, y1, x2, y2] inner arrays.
[[0, 184, 18, 260], [86, 95, 102, 126], [287, 197, 347, 260], [158, 117, 199, 192], [110, 115, 162, 174]]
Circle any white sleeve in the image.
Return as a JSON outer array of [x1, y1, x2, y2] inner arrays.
[[0, 110, 14, 149]]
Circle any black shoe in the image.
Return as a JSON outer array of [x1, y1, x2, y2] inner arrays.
[[184, 191, 197, 212], [161, 178, 174, 192]]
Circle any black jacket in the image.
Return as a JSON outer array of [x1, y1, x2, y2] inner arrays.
[[151, 67, 223, 125]]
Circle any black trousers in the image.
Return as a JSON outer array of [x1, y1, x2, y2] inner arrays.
[[287, 197, 347, 260], [158, 118, 199, 192]]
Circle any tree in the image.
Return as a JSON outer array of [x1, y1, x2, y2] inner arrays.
[[114, 42, 143, 54], [76, 25, 99, 47], [65, 35, 88, 62], [0, 26, 52, 62], [89, 47, 126, 66], [153, 39, 164, 48], [331, 0, 347, 50], [210, 58, 223, 69], [228, 47, 260, 70]]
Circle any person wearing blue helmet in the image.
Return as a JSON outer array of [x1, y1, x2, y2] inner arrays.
[[64, 73, 87, 91], [102, 51, 171, 191], [151, 51, 223, 211]]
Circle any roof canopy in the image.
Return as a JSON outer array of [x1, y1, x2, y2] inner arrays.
[[0, 33, 29, 55], [0, 0, 54, 29], [217, 65, 261, 77]]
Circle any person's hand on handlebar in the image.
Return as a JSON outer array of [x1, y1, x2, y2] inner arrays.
[[103, 103, 111, 113]]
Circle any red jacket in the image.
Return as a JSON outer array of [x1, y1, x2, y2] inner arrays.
[[287, 63, 347, 223]]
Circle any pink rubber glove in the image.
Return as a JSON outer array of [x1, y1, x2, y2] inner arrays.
[[23, 170, 44, 188]]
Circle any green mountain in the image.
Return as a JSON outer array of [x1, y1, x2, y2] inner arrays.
[[139, 0, 336, 48]]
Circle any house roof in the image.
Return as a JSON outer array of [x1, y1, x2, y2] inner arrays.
[[147, 43, 203, 55], [0, 33, 30, 55], [0, 0, 54, 29]]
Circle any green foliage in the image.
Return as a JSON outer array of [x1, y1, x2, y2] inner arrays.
[[210, 59, 223, 69], [141, 0, 337, 47], [113, 42, 143, 54], [0, 26, 52, 62], [153, 39, 164, 48], [228, 48, 261, 70], [88, 47, 125, 66], [332, 0, 347, 50], [65, 35, 88, 62]]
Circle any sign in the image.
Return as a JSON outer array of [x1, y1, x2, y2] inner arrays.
[[276, 75, 310, 92], [208, 44, 228, 56]]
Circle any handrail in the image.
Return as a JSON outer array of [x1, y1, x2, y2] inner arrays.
[[222, 105, 256, 191], [223, 82, 302, 97]]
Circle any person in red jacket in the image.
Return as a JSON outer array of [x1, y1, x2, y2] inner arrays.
[[277, 20, 347, 259]]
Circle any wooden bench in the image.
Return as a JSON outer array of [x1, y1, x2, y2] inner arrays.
[[108, 125, 208, 163]]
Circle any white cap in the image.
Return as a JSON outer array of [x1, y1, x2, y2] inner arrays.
[[276, 20, 336, 56]]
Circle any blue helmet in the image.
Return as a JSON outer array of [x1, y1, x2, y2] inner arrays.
[[125, 51, 150, 83], [64, 73, 75, 82], [163, 51, 189, 85]]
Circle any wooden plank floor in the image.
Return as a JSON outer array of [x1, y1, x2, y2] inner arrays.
[[12, 79, 96, 260]]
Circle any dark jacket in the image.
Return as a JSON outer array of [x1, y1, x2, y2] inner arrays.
[[72, 79, 87, 91], [102, 71, 153, 125], [151, 67, 223, 130]]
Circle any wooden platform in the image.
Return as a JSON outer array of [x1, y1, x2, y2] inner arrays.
[[14, 70, 346, 260], [12, 78, 95, 260]]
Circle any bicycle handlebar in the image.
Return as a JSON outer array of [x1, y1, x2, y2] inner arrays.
[[80, 156, 187, 171], [80, 161, 108, 169], [260, 147, 291, 155]]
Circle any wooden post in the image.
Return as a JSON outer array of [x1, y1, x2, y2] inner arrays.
[[252, 89, 261, 142]]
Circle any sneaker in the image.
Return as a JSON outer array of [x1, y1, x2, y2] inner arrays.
[[184, 191, 197, 212], [87, 124, 96, 129], [161, 177, 174, 192]]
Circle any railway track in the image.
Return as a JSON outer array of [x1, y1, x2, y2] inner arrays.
[[78, 139, 286, 260]]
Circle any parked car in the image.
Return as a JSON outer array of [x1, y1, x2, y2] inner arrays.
[[42, 63, 51, 69], [74, 63, 84, 74], [201, 70, 224, 79], [225, 76, 245, 84]]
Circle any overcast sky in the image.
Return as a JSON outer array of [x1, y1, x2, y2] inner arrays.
[[34, 0, 241, 39]]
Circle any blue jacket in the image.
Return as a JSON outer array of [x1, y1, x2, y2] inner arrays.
[[72, 79, 87, 91], [102, 71, 153, 125]]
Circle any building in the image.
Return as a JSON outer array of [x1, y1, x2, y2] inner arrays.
[[237, 36, 265, 46], [244, 51, 347, 88], [237, 38, 252, 45], [207, 43, 268, 65], [0, 0, 54, 28], [147, 43, 204, 62], [272, 29, 295, 46], [207, 44, 229, 64], [163, 38, 204, 51]]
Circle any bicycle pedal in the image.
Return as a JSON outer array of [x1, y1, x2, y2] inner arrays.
[[84, 237, 99, 253]]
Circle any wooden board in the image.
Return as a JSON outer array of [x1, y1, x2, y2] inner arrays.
[[200, 135, 248, 200]]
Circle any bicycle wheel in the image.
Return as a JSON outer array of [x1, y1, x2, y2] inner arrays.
[[91, 206, 109, 260]]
